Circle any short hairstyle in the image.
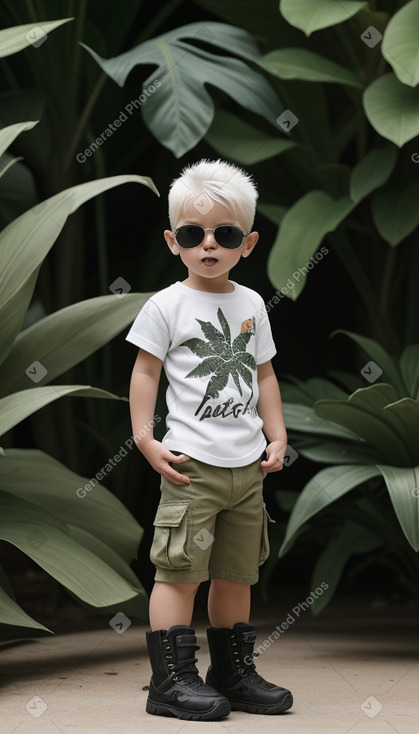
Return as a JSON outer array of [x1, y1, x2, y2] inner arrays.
[[168, 158, 258, 233]]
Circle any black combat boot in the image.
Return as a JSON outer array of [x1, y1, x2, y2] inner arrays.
[[206, 622, 293, 714], [145, 625, 231, 720]]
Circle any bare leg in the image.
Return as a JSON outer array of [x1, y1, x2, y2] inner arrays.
[[149, 581, 200, 630], [207, 579, 250, 627]]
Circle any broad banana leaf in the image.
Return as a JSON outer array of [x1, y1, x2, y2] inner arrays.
[[0, 293, 153, 395], [0, 491, 141, 607], [0, 449, 142, 561], [0, 173, 159, 366]]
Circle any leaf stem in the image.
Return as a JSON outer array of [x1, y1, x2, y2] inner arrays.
[[135, 0, 184, 43], [69, 0, 88, 112], [63, 71, 108, 172], [330, 230, 398, 352], [379, 244, 397, 314]]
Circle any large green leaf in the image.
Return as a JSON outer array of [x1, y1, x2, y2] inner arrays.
[[377, 465, 419, 551], [332, 330, 406, 394], [0, 90, 49, 172], [0, 385, 123, 437], [310, 521, 382, 616], [399, 344, 419, 399], [0, 152, 22, 181], [283, 403, 362, 440], [0, 449, 142, 561], [0, 174, 158, 366], [382, 0, 419, 87], [205, 109, 296, 165], [349, 146, 398, 203], [0, 583, 51, 635], [383, 399, 419, 466], [363, 73, 419, 147], [260, 48, 363, 87], [68, 526, 143, 589], [258, 202, 288, 227], [280, 0, 367, 35], [0, 492, 139, 607], [267, 192, 355, 299], [0, 18, 73, 58], [281, 376, 349, 405], [67, 528, 148, 619], [0, 121, 38, 157], [294, 437, 382, 465], [0, 562, 52, 634], [315, 384, 414, 465], [371, 180, 419, 246], [81, 22, 281, 157], [0, 293, 153, 396], [326, 369, 364, 394], [279, 464, 380, 556]]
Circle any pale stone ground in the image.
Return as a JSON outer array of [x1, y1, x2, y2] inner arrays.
[[1, 590, 418, 734]]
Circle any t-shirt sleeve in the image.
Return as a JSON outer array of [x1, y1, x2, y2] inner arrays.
[[125, 298, 170, 361], [255, 301, 277, 364]]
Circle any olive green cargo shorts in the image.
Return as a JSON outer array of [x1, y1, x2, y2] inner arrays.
[[150, 456, 270, 585]]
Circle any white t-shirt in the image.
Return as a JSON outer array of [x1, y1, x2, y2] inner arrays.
[[126, 281, 276, 467]]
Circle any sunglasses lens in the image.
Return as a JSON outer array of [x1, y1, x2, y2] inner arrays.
[[175, 225, 245, 249], [214, 226, 244, 249], [175, 225, 204, 248]]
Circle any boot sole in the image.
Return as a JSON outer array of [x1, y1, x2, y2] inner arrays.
[[229, 691, 293, 715], [146, 698, 231, 721]]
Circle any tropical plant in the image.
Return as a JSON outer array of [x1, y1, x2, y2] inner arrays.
[[189, 0, 419, 608], [2, 0, 418, 615], [195, 0, 419, 351], [80, 20, 282, 158], [0, 21, 160, 638], [277, 330, 419, 613], [0, 0, 285, 506]]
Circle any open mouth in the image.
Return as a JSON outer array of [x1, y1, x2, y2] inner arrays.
[[202, 257, 218, 264]]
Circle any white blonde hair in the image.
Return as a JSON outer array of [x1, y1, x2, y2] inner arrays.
[[168, 158, 258, 233]]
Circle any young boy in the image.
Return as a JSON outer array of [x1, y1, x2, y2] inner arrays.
[[126, 159, 293, 721]]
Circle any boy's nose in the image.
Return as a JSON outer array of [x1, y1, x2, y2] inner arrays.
[[202, 230, 218, 248]]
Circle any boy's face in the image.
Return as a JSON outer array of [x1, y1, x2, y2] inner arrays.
[[164, 199, 258, 292]]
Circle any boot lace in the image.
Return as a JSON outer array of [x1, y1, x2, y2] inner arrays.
[[163, 638, 203, 684], [230, 633, 265, 683]]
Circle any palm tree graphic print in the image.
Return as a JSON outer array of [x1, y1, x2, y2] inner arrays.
[[180, 308, 257, 420]]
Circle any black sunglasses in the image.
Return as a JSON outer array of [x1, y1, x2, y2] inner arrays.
[[174, 225, 248, 249]]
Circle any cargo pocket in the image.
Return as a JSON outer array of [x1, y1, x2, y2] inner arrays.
[[150, 500, 192, 570], [258, 503, 271, 566]]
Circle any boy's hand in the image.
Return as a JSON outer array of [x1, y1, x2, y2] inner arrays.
[[261, 441, 288, 473], [140, 439, 191, 485]]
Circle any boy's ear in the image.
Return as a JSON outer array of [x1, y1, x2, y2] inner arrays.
[[164, 229, 180, 255], [241, 231, 259, 258]]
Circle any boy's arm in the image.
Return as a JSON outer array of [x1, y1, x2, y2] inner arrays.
[[129, 349, 191, 485], [257, 360, 288, 473]]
